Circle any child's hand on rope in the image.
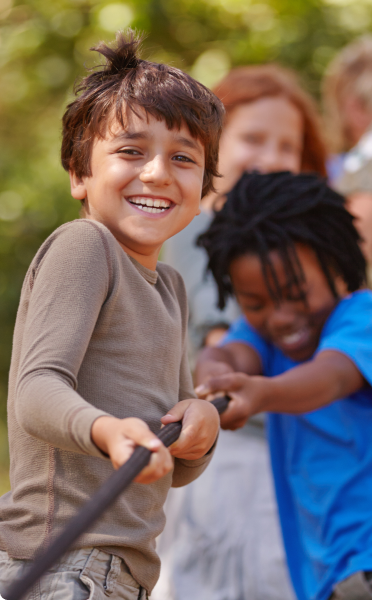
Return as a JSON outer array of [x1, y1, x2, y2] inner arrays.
[[161, 399, 220, 460], [91, 416, 173, 484], [195, 372, 266, 430]]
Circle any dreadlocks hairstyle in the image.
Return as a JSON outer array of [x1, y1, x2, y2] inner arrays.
[[61, 29, 224, 197], [197, 171, 366, 310]]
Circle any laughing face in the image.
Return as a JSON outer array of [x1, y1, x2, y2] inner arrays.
[[69, 108, 204, 269], [229, 245, 347, 362]]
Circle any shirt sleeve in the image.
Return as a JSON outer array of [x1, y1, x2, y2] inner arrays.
[[316, 291, 372, 387], [15, 221, 113, 458]]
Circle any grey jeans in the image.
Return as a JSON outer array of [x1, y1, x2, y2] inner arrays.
[[330, 572, 372, 600], [0, 547, 147, 600]]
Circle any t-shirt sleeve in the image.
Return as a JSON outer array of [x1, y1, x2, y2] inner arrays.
[[220, 316, 270, 371], [15, 221, 113, 457], [316, 291, 372, 387]]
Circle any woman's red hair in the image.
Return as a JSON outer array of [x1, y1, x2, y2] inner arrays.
[[213, 64, 327, 177]]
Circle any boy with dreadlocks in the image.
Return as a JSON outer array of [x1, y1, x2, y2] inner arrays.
[[195, 171, 372, 600], [0, 31, 222, 599]]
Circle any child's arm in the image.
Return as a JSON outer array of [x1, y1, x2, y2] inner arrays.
[[14, 222, 173, 484], [195, 342, 263, 385], [196, 350, 365, 430], [157, 307, 220, 488]]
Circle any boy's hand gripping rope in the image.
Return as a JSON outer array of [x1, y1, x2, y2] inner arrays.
[[5, 395, 230, 600]]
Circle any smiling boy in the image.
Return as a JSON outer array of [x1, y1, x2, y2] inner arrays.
[[0, 32, 223, 599], [70, 115, 205, 270], [195, 171, 372, 600]]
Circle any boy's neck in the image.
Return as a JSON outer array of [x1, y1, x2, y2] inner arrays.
[[118, 241, 159, 271], [83, 215, 160, 271]]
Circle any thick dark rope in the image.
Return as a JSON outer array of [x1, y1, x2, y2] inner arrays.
[[5, 395, 230, 600]]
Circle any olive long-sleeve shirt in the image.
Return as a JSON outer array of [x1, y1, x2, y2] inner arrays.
[[0, 219, 214, 593]]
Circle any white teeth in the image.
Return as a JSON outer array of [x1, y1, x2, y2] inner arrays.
[[282, 331, 303, 344], [127, 196, 172, 214], [128, 197, 171, 209], [133, 204, 166, 214]]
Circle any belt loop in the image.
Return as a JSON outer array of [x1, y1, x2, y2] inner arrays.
[[105, 555, 121, 595]]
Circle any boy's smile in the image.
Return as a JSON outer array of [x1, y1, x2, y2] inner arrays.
[[127, 196, 172, 214], [230, 245, 348, 362], [69, 109, 204, 269]]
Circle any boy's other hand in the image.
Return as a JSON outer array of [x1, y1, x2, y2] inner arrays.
[[91, 416, 173, 484], [161, 399, 220, 460], [195, 373, 265, 430]]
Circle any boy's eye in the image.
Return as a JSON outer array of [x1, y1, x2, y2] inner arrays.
[[117, 148, 142, 156], [243, 303, 264, 312], [173, 154, 194, 163]]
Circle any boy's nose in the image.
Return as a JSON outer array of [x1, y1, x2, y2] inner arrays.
[[139, 156, 172, 186], [268, 304, 298, 334]]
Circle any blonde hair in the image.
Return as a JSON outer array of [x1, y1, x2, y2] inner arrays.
[[323, 36, 372, 152]]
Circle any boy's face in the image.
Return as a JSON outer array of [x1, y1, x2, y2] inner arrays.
[[70, 109, 204, 269], [230, 244, 347, 362]]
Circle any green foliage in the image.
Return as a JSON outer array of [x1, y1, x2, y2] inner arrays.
[[0, 0, 371, 423]]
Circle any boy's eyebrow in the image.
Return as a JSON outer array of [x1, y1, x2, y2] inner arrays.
[[112, 130, 203, 154], [173, 135, 203, 154], [113, 130, 148, 142]]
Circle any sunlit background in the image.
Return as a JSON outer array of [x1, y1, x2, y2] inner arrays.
[[0, 0, 370, 491]]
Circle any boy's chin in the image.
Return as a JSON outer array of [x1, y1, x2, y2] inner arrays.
[[280, 342, 316, 363]]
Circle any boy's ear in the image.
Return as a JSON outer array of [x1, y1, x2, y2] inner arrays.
[[334, 275, 348, 297], [69, 171, 87, 201]]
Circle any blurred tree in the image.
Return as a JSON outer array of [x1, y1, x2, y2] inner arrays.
[[0, 0, 370, 420]]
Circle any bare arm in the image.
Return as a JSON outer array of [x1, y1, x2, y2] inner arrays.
[[195, 341, 263, 386], [197, 350, 365, 430]]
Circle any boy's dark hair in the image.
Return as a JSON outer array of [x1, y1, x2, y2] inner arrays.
[[197, 171, 366, 309], [61, 30, 224, 197]]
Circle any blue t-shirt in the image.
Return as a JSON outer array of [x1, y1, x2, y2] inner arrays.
[[222, 290, 372, 600]]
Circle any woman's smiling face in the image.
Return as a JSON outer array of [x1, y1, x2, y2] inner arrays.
[[229, 244, 347, 362], [215, 96, 304, 195]]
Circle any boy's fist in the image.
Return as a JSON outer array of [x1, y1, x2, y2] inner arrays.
[[91, 416, 173, 484], [161, 398, 220, 460], [195, 372, 266, 430]]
